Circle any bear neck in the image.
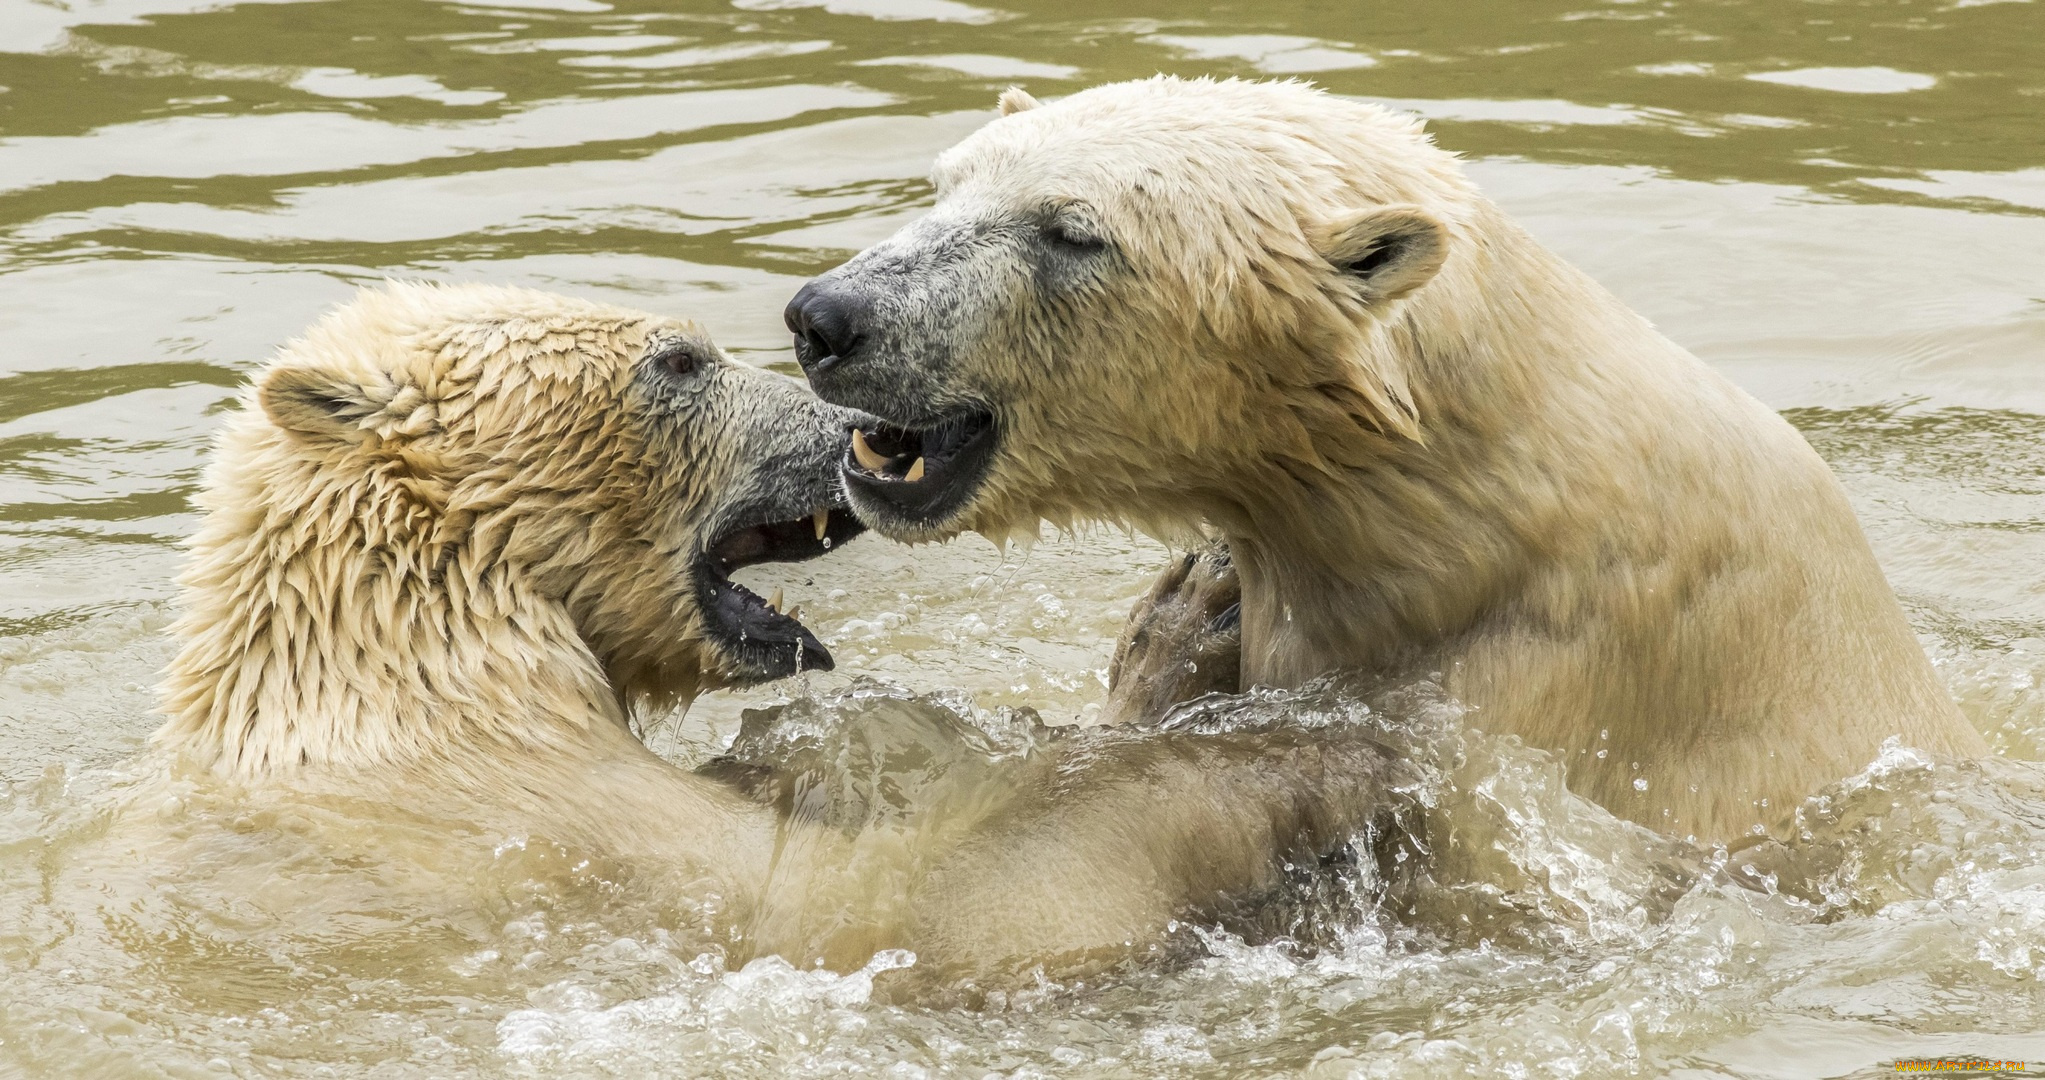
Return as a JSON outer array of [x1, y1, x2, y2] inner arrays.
[[154, 421, 647, 778], [1211, 203, 1751, 690]]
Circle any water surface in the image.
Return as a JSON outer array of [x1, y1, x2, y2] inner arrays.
[[1, 0, 2043, 1075]]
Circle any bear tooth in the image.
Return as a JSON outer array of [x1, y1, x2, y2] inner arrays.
[[905, 457, 926, 483], [783, 603, 802, 623], [767, 586, 783, 614], [813, 509, 829, 540], [850, 429, 889, 472]]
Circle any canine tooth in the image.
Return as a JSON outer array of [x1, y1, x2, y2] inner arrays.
[[850, 429, 889, 472], [905, 457, 926, 483], [813, 509, 829, 540], [767, 586, 784, 613], [784, 603, 802, 622]]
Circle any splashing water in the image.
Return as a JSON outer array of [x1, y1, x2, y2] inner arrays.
[[3, 0, 2043, 1073], [5, 678, 2043, 1077]]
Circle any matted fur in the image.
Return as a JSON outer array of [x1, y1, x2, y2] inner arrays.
[[157, 283, 760, 775], [799, 77, 1986, 842], [146, 281, 1399, 987]]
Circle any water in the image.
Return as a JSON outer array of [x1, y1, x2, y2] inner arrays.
[[1, 0, 2042, 1074]]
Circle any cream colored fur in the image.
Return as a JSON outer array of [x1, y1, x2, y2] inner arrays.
[[813, 77, 1986, 842], [162, 286, 669, 776], [150, 281, 1394, 988]]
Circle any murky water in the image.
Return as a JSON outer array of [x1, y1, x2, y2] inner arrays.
[[1, 0, 2043, 1075]]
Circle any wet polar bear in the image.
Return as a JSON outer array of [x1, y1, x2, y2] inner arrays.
[[148, 281, 1394, 991], [785, 77, 1986, 843]]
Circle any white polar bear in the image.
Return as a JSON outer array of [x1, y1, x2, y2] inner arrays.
[[785, 77, 1986, 842]]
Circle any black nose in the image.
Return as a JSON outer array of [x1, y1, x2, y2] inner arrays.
[[784, 281, 866, 378]]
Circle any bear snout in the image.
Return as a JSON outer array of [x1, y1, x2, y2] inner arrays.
[[784, 279, 868, 378]]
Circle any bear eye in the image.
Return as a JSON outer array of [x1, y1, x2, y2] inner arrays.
[[651, 339, 705, 378], [1041, 216, 1106, 253]]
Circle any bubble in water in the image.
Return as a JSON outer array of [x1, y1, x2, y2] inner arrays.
[[1633, 777, 1648, 792]]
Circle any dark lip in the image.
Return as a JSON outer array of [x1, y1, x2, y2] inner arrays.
[[693, 506, 866, 683], [840, 408, 999, 528]]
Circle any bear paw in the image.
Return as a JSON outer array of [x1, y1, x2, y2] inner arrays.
[[1105, 539, 1243, 725]]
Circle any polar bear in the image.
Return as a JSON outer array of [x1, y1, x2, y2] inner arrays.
[[783, 77, 1986, 843], [148, 280, 1394, 989]]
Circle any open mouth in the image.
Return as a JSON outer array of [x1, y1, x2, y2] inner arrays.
[[696, 505, 866, 682], [842, 408, 999, 527]]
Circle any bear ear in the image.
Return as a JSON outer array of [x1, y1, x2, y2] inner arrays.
[[258, 365, 386, 446], [998, 86, 1042, 116], [1312, 204, 1449, 303]]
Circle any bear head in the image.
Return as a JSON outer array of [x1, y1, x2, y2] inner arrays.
[[165, 282, 864, 773], [786, 76, 1466, 544]]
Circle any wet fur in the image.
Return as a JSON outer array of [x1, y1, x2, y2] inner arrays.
[[151, 281, 1395, 987], [804, 77, 1985, 842]]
